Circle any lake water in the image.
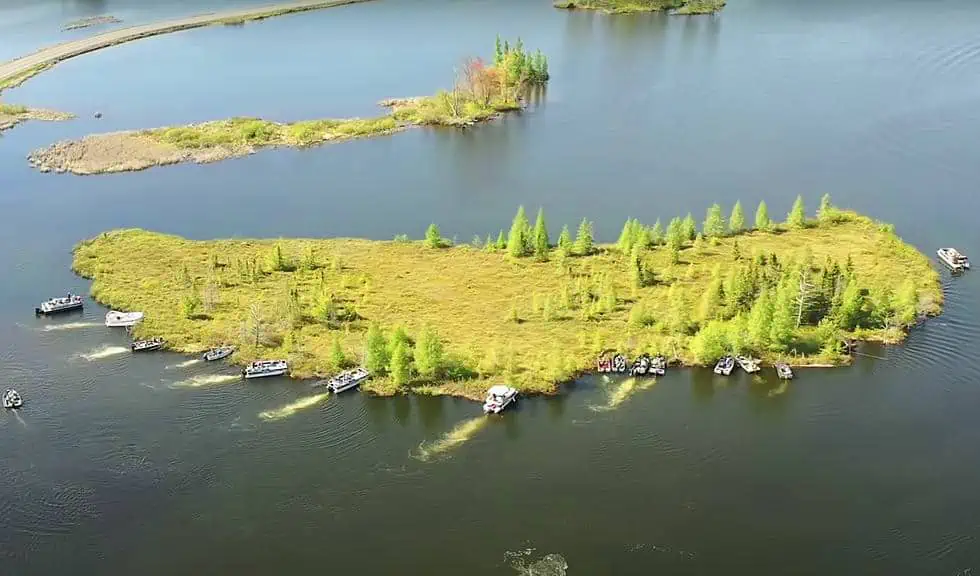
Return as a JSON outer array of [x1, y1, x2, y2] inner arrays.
[[2, 0, 980, 573]]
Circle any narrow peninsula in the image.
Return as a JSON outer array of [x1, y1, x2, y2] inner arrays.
[[28, 38, 549, 174], [554, 0, 726, 15], [72, 196, 941, 400]]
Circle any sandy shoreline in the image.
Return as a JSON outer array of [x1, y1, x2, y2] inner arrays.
[[0, 107, 74, 133]]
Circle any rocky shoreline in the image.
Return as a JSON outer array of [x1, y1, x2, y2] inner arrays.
[[0, 106, 73, 133]]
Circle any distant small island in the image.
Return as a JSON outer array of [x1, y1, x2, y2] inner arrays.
[[0, 102, 73, 133], [72, 196, 941, 400], [62, 15, 123, 31], [554, 0, 726, 15], [27, 38, 549, 175]]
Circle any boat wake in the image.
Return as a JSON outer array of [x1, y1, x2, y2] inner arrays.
[[79, 345, 128, 361], [42, 321, 100, 332], [170, 374, 240, 388], [258, 393, 330, 421], [506, 549, 569, 576], [166, 358, 202, 370], [589, 377, 656, 412], [768, 380, 789, 397], [412, 415, 489, 462]]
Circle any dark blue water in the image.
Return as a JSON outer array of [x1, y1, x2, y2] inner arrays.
[[2, 0, 980, 574]]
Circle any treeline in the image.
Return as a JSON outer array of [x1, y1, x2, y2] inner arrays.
[[493, 36, 549, 85], [363, 323, 465, 386]]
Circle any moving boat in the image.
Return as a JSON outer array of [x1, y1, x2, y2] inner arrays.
[[483, 384, 518, 414], [35, 292, 83, 315], [202, 346, 234, 362], [131, 337, 164, 352], [2, 389, 23, 409], [105, 310, 144, 327], [713, 355, 735, 376], [324, 367, 370, 393], [937, 248, 970, 271], [242, 359, 288, 379], [735, 355, 760, 373], [775, 363, 794, 380]]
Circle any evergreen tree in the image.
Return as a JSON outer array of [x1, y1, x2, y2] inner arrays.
[[665, 217, 684, 250], [769, 276, 797, 350], [747, 287, 774, 350], [650, 219, 663, 246], [724, 265, 753, 314], [693, 233, 705, 255], [835, 280, 864, 330], [574, 218, 594, 256], [387, 325, 412, 357], [617, 218, 635, 253], [494, 35, 504, 65], [533, 207, 550, 260], [424, 223, 442, 248], [389, 340, 412, 386], [629, 243, 645, 289], [690, 320, 730, 363], [817, 193, 833, 223], [727, 314, 749, 355], [330, 333, 347, 370], [681, 213, 697, 242], [496, 229, 507, 250], [414, 326, 444, 379], [787, 195, 806, 229], [364, 323, 389, 374], [507, 206, 531, 257], [484, 233, 495, 252], [668, 242, 680, 264], [703, 204, 726, 238], [266, 242, 288, 272], [557, 224, 572, 254], [755, 200, 771, 231], [729, 201, 745, 234]]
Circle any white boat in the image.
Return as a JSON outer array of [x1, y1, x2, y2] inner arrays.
[[713, 356, 735, 376], [202, 346, 234, 362], [131, 337, 164, 352], [735, 355, 760, 373], [35, 293, 83, 315], [3, 389, 23, 409], [650, 355, 667, 376], [242, 359, 288, 379], [775, 363, 794, 380], [483, 384, 518, 414], [324, 367, 370, 393], [105, 310, 144, 327], [937, 248, 970, 271]]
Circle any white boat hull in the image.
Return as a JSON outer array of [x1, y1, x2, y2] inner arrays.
[[106, 311, 144, 327], [330, 378, 364, 393], [243, 369, 287, 379]]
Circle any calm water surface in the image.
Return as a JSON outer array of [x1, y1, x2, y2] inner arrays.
[[2, 0, 980, 574]]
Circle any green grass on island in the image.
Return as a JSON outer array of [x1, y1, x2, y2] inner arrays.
[[554, 0, 726, 15], [72, 196, 941, 400]]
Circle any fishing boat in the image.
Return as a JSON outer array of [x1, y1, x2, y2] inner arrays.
[[131, 337, 164, 352], [713, 355, 735, 376], [735, 355, 760, 373], [483, 384, 518, 414], [649, 355, 667, 376], [35, 292, 83, 315], [105, 310, 144, 327], [3, 389, 23, 409], [775, 363, 794, 380], [202, 346, 234, 362], [242, 360, 288, 380], [937, 248, 970, 271], [325, 367, 370, 393], [630, 354, 651, 376]]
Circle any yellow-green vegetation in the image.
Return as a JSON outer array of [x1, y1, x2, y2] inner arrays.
[[146, 116, 401, 149], [0, 103, 29, 115], [72, 195, 940, 400], [554, 0, 725, 14]]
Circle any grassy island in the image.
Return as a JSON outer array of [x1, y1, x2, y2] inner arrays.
[[72, 196, 940, 400], [27, 38, 549, 175], [0, 102, 73, 133], [554, 0, 726, 15]]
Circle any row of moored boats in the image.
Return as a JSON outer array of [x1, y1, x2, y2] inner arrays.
[[713, 355, 794, 380]]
